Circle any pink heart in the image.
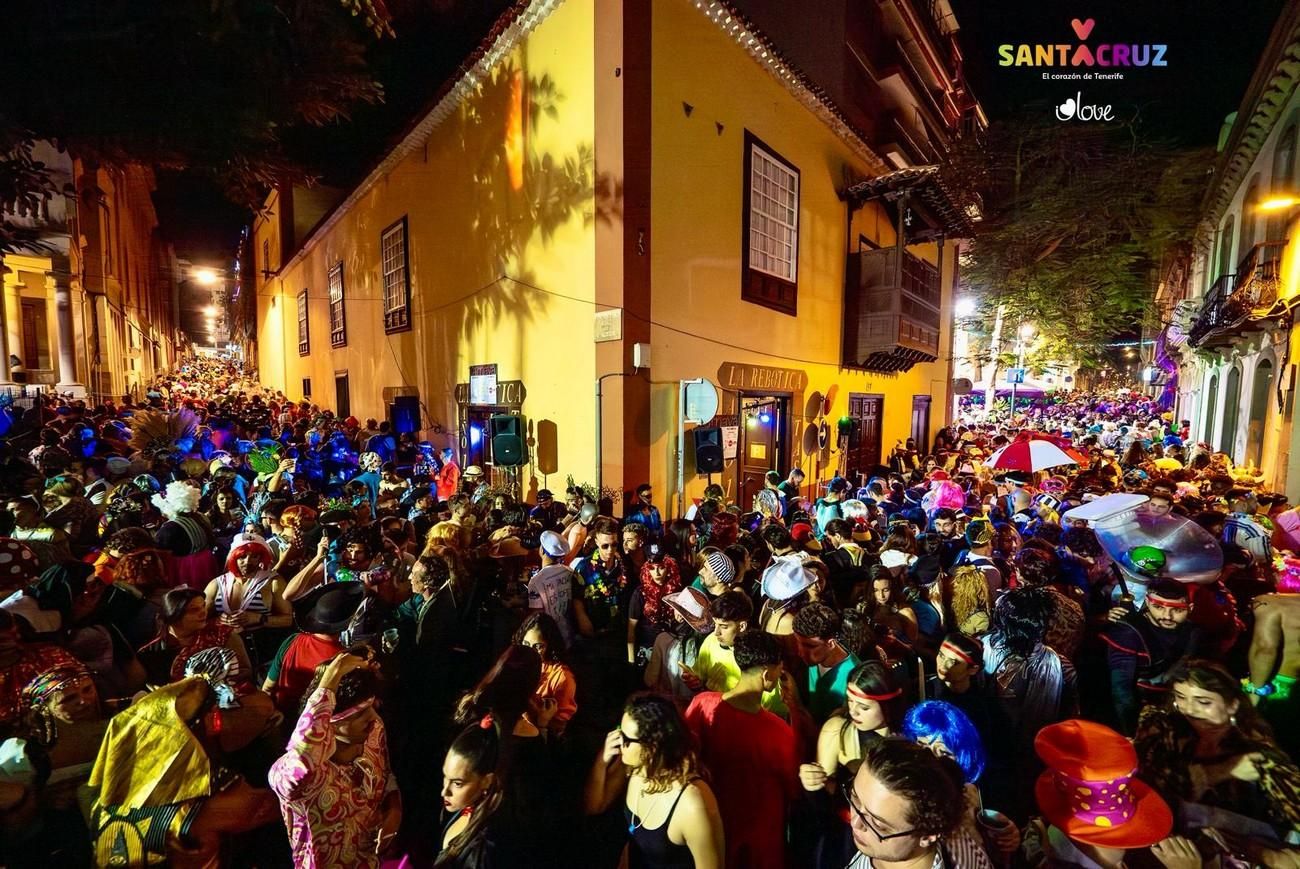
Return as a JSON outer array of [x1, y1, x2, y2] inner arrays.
[[1071, 18, 1095, 40]]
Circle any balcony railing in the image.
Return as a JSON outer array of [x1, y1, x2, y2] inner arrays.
[[843, 247, 941, 370], [1187, 273, 1234, 346], [1232, 240, 1285, 311], [1187, 241, 1288, 347]]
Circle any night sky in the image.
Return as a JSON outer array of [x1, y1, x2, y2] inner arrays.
[[158, 0, 1289, 262], [948, 0, 1287, 144]]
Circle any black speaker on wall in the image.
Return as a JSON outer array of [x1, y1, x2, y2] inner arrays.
[[390, 396, 421, 434], [491, 414, 527, 467], [693, 427, 724, 473]]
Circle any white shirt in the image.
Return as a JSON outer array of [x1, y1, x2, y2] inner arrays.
[[528, 563, 576, 647]]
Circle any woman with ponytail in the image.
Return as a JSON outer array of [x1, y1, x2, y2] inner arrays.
[[435, 719, 506, 868]]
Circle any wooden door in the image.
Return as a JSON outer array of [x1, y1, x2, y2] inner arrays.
[[910, 395, 932, 454], [848, 393, 884, 483], [335, 374, 351, 419], [738, 397, 787, 509]]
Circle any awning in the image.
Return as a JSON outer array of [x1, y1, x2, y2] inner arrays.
[[842, 165, 976, 237]]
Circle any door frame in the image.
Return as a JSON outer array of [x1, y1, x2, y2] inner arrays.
[[735, 392, 791, 508]]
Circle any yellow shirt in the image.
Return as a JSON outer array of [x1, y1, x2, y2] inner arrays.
[[692, 633, 788, 717]]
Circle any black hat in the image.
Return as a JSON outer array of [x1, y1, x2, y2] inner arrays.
[[294, 582, 364, 634], [319, 508, 354, 525], [537, 489, 554, 501]]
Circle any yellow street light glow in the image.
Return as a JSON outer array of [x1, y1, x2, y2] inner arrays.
[[204, 306, 217, 316], [194, 268, 219, 285], [1257, 195, 1300, 213]]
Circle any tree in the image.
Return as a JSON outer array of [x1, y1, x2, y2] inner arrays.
[[948, 107, 1210, 371], [0, 0, 397, 252]]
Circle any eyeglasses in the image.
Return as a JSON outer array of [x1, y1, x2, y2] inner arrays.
[[618, 730, 644, 745], [841, 780, 916, 841], [523, 641, 547, 652]]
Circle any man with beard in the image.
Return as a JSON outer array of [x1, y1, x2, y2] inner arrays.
[[1103, 578, 1200, 733]]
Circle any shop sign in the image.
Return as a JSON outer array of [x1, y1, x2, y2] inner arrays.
[[455, 379, 527, 406], [717, 362, 808, 393]]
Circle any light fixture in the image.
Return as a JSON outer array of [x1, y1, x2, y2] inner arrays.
[[1019, 323, 1036, 339], [1257, 195, 1300, 213], [204, 305, 217, 316], [759, 411, 772, 425], [954, 298, 977, 318], [194, 268, 219, 285]]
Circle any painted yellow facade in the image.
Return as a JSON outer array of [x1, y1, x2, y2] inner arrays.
[[1, 154, 182, 399], [256, 0, 963, 513]]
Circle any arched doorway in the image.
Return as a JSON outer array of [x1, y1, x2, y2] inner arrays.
[[1221, 365, 1242, 458], [1204, 373, 1218, 444], [1247, 358, 1275, 468]]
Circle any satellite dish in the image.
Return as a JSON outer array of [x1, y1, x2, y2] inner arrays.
[[804, 391, 824, 421], [824, 384, 839, 416], [802, 422, 820, 454]]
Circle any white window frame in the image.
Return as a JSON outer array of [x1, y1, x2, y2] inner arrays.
[[328, 262, 346, 347], [297, 289, 310, 356], [747, 142, 800, 284], [381, 217, 411, 332]]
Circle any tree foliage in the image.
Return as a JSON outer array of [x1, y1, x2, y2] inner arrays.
[[0, 0, 397, 250], [949, 107, 1211, 368]]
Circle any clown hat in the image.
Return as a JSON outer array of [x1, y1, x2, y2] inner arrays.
[[1034, 720, 1171, 849]]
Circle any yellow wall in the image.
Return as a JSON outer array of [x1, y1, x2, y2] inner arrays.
[[258, 0, 599, 487], [647, 0, 954, 506]]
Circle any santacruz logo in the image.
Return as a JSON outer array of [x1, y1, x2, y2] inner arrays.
[[998, 18, 1167, 68]]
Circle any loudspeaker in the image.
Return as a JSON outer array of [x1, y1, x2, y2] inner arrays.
[[390, 396, 421, 434], [693, 427, 724, 473], [491, 414, 527, 466]]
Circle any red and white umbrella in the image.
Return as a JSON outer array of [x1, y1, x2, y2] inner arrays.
[[985, 438, 1079, 473]]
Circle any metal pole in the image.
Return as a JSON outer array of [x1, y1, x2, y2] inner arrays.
[[595, 378, 603, 496], [678, 380, 687, 518], [984, 304, 1006, 420]]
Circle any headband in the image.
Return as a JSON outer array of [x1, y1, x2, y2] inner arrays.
[[330, 697, 376, 723], [847, 684, 903, 703], [1146, 594, 1189, 610], [22, 666, 91, 709], [939, 641, 977, 666]]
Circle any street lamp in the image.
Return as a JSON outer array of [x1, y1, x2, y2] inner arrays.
[[194, 268, 220, 285], [955, 298, 977, 318], [1258, 195, 1300, 213]]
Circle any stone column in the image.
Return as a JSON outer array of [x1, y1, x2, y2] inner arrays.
[[50, 272, 84, 396]]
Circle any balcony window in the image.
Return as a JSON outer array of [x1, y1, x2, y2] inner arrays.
[[328, 263, 346, 347], [742, 133, 800, 315], [381, 216, 412, 332]]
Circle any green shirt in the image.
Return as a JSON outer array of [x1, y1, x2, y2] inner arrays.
[[807, 652, 859, 722]]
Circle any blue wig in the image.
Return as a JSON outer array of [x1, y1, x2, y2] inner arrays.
[[902, 700, 985, 783]]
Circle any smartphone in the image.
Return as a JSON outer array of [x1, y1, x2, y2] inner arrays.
[[324, 524, 342, 542]]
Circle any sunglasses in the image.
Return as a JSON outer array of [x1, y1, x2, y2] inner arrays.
[[841, 780, 916, 841], [618, 730, 644, 745]]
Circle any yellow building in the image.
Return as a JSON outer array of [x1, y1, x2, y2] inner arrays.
[[1, 147, 183, 400], [255, 0, 981, 512]]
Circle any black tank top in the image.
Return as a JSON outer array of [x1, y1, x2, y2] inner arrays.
[[624, 779, 698, 869]]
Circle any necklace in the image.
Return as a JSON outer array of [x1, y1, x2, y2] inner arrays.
[[628, 782, 644, 835]]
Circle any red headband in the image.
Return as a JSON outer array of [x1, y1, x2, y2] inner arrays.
[[1147, 594, 1189, 610], [940, 641, 977, 666], [847, 684, 903, 702]]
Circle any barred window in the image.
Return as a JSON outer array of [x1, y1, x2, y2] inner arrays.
[[381, 217, 411, 332], [742, 134, 799, 315], [297, 289, 310, 355], [328, 263, 346, 347]]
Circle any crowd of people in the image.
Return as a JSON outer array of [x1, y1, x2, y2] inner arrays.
[[0, 367, 1298, 868]]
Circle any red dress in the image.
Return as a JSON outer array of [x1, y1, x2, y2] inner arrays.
[[685, 691, 797, 869]]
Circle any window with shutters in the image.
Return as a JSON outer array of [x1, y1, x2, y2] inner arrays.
[[742, 132, 800, 316], [297, 290, 310, 355], [381, 217, 411, 332], [328, 263, 346, 347]]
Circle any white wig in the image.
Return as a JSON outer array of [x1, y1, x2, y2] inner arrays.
[[152, 480, 201, 519]]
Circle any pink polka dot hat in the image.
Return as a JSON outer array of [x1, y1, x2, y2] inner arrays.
[[1034, 719, 1173, 849]]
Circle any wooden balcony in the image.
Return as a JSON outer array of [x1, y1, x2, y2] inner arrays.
[[843, 247, 941, 372]]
